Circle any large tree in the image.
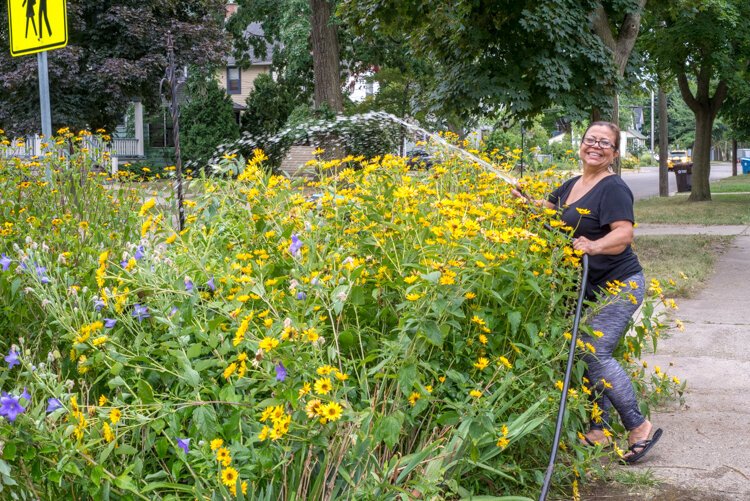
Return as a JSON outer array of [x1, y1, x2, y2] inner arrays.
[[642, 0, 750, 201], [0, 0, 228, 135]]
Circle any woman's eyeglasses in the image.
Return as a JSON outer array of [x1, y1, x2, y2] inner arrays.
[[582, 136, 615, 149]]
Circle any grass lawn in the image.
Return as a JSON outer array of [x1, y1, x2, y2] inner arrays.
[[634, 234, 733, 298], [635, 174, 750, 224]]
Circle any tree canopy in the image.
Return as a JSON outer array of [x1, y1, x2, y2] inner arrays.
[[641, 0, 750, 200], [0, 0, 228, 135]]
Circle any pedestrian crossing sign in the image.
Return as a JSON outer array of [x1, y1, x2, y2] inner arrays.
[[7, 0, 67, 57]]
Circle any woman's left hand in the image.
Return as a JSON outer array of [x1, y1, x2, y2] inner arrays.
[[572, 236, 600, 255]]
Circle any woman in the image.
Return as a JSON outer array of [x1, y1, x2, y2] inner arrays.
[[514, 121, 662, 464]]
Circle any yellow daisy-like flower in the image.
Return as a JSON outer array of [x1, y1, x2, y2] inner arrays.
[[405, 292, 422, 301], [138, 198, 156, 217], [98, 395, 108, 407], [109, 408, 121, 424], [575, 207, 591, 215], [258, 337, 279, 352], [210, 438, 224, 451], [496, 436, 509, 449], [258, 425, 270, 441], [221, 466, 239, 487], [469, 389, 482, 399], [313, 378, 332, 395], [216, 447, 232, 467], [478, 334, 488, 345], [403, 275, 418, 284], [305, 399, 322, 419], [298, 382, 311, 398], [408, 392, 421, 406], [473, 357, 489, 370], [223, 362, 237, 380], [464, 292, 476, 299], [319, 402, 343, 422], [103, 422, 115, 443], [316, 365, 335, 375], [498, 356, 512, 369]]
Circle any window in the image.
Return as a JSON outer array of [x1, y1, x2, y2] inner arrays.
[[227, 66, 241, 94]]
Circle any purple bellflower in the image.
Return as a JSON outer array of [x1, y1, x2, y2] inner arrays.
[[0, 392, 25, 423], [0, 254, 11, 271], [289, 234, 303, 256], [4, 348, 19, 369], [177, 437, 190, 453], [134, 245, 145, 260], [46, 398, 63, 413], [104, 318, 117, 329], [132, 304, 150, 322], [275, 362, 287, 382]]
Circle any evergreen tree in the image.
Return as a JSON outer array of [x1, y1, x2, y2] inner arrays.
[[180, 72, 240, 165]]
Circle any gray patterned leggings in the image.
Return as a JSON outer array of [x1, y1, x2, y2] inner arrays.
[[582, 272, 646, 431]]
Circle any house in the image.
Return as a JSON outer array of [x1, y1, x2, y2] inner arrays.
[[219, 4, 274, 123]]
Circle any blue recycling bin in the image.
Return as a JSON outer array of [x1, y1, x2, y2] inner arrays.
[[742, 158, 750, 175]]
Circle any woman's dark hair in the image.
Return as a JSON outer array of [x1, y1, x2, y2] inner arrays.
[[583, 121, 621, 152]]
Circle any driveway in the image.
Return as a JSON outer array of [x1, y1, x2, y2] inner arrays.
[[621, 162, 735, 200]]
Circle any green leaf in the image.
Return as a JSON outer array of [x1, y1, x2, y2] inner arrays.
[[1, 443, 16, 461], [136, 380, 155, 404], [192, 405, 219, 437], [421, 320, 443, 347], [373, 413, 403, 448], [398, 363, 417, 393], [110, 362, 124, 376], [507, 311, 522, 334]]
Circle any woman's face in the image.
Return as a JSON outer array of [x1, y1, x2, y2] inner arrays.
[[579, 125, 619, 170]]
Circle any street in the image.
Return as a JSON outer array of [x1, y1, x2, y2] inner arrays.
[[621, 161, 736, 200]]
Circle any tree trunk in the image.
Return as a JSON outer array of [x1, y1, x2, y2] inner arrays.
[[658, 87, 669, 197], [732, 139, 738, 176], [676, 71, 728, 202], [310, 0, 343, 113], [690, 109, 714, 201]]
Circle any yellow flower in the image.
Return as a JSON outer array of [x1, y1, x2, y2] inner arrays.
[[473, 357, 489, 370], [305, 399, 322, 419], [216, 447, 232, 467], [403, 275, 418, 284], [258, 337, 279, 352], [316, 365, 335, 375], [478, 334, 488, 345], [313, 378, 332, 395], [408, 392, 421, 406], [464, 292, 476, 299], [405, 292, 422, 301], [591, 330, 603, 338], [258, 425, 270, 441], [98, 395, 108, 407], [103, 422, 115, 443], [221, 466, 239, 487], [223, 362, 238, 380], [575, 207, 591, 215], [210, 438, 224, 451], [498, 356, 512, 369], [469, 389, 482, 399], [496, 436, 509, 449], [320, 402, 343, 422], [109, 408, 121, 424], [138, 198, 155, 216], [298, 382, 311, 398]]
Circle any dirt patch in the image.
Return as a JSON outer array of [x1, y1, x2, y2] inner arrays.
[[582, 482, 739, 500]]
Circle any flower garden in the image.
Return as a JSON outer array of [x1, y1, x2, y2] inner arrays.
[[0, 130, 679, 499]]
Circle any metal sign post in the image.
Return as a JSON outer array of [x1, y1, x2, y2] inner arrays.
[[37, 51, 52, 138]]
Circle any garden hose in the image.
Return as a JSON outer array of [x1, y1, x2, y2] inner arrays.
[[538, 252, 589, 501]]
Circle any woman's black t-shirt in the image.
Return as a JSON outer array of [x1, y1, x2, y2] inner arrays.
[[548, 174, 642, 299]]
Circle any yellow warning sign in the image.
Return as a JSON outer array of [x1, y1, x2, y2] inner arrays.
[[7, 0, 67, 57]]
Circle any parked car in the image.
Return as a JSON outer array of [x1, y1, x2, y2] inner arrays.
[[667, 150, 691, 170], [405, 148, 434, 169]]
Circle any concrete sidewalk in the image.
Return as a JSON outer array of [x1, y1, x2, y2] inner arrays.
[[629, 226, 750, 499]]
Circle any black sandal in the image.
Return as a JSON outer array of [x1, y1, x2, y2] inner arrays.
[[621, 428, 663, 464]]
